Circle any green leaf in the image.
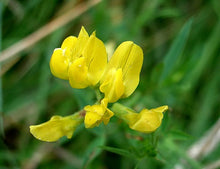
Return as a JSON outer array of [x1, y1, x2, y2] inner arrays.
[[169, 130, 193, 141], [183, 21, 220, 88], [100, 146, 136, 159], [190, 57, 220, 136], [159, 18, 193, 83]]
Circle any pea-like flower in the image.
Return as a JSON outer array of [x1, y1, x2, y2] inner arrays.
[[100, 41, 143, 103], [84, 98, 114, 128], [30, 113, 83, 142], [112, 103, 168, 133], [50, 26, 107, 89]]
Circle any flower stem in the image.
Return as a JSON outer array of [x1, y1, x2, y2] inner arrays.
[[111, 103, 136, 123], [68, 111, 84, 124], [95, 88, 102, 101]]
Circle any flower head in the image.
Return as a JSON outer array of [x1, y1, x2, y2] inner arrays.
[[50, 26, 107, 88], [30, 113, 83, 142], [29, 26, 169, 144], [84, 98, 114, 128], [100, 41, 143, 103]]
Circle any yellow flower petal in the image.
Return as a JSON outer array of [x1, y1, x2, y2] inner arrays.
[[112, 103, 168, 133], [100, 98, 114, 125], [100, 41, 143, 102], [30, 115, 82, 142], [100, 68, 125, 103], [50, 48, 69, 80], [151, 105, 168, 115], [84, 98, 114, 128], [66, 27, 107, 88], [130, 106, 168, 133], [102, 109, 114, 125], [61, 36, 77, 59], [84, 105, 104, 128], [71, 26, 89, 60], [61, 36, 77, 49], [84, 109, 102, 128], [106, 41, 133, 68], [121, 42, 143, 97], [68, 57, 88, 89], [108, 41, 143, 98], [83, 34, 107, 85]]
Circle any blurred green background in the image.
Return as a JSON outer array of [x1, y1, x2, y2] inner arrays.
[[1, 0, 220, 169]]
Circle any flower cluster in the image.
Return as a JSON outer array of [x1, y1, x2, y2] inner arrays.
[[30, 27, 168, 142]]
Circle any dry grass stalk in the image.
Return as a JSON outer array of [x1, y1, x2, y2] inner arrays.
[[0, 0, 101, 63]]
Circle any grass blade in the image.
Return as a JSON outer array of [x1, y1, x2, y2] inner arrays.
[[159, 18, 193, 83], [0, 1, 4, 137]]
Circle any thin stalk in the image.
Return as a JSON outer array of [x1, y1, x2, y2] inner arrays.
[[0, 1, 4, 137]]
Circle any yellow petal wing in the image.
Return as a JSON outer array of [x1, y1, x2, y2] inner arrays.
[[61, 36, 77, 59], [50, 48, 69, 80]]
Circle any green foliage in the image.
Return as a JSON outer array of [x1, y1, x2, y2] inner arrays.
[[1, 0, 220, 169]]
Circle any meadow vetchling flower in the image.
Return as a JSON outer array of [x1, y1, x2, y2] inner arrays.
[[50, 26, 107, 89], [112, 103, 168, 133], [100, 41, 143, 103], [128, 106, 168, 133]]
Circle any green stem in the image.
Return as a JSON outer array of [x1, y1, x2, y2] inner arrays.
[[111, 103, 136, 123], [68, 110, 85, 125], [94, 88, 102, 101]]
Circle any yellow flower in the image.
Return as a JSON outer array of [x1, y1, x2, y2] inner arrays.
[[100, 41, 143, 103], [84, 98, 114, 128], [50, 26, 107, 89], [112, 103, 168, 133], [128, 106, 168, 133], [30, 113, 83, 142]]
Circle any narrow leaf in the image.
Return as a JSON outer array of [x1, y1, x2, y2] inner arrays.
[[159, 18, 193, 83], [0, 1, 4, 137], [101, 146, 136, 159]]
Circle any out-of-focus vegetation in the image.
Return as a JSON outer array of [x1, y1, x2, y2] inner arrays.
[[1, 0, 220, 169]]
